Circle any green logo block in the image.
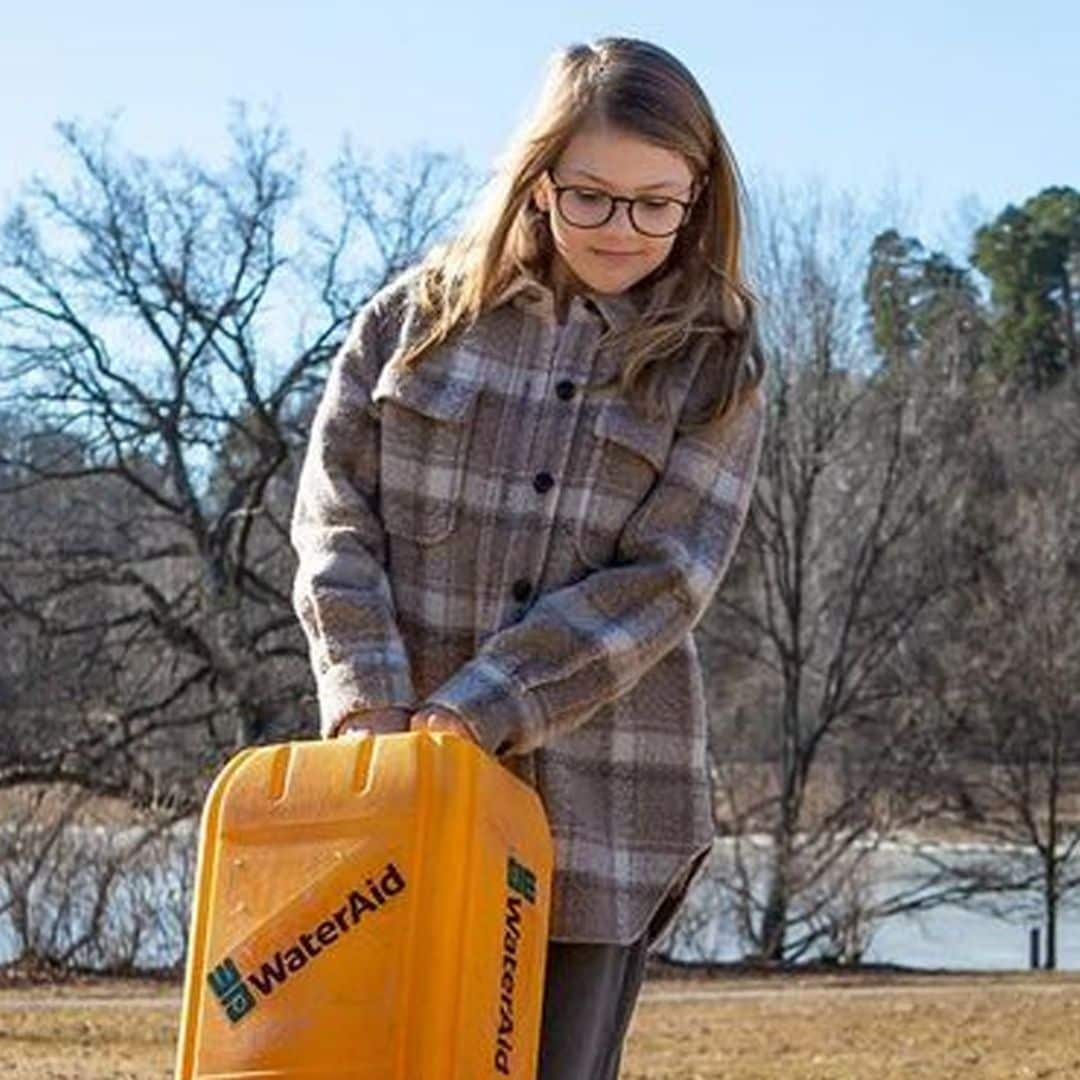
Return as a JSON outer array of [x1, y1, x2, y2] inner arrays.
[[207, 956, 257, 1024], [507, 856, 536, 904]]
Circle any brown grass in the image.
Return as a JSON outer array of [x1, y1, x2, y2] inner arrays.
[[2, 972, 1080, 1078], [626, 972, 1080, 1079], [0, 979, 177, 1079]]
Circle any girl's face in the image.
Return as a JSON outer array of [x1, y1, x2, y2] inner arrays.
[[532, 122, 697, 297]]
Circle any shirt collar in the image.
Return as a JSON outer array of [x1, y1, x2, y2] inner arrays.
[[490, 266, 643, 333]]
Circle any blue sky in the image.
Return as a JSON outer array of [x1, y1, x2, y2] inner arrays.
[[2, 0, 1076, 267]]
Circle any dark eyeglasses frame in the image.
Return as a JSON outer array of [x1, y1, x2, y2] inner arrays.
[[543, 167, 698, 238]]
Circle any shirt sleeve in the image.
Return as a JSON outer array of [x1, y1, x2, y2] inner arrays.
[[422, 344, 767, 758], [290, 288, 418, 739]]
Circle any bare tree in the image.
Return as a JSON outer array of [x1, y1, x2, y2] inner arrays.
[[904, 373, 1080, 969], [695, 180, 971, 963], [0, 104, 473, 805], [0, 784, 192, 974]]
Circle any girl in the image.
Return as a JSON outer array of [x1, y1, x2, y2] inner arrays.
[[291, 35, 766, 1078]]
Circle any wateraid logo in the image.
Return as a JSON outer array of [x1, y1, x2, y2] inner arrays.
[[206, 861, 407, 1024], [494, 855, 537, 1076]]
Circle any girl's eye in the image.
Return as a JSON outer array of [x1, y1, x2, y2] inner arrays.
[[572, 189, 606, 203], [641, 199, 673, 210]]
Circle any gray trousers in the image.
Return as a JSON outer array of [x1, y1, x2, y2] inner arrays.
[[536, 928, 651, 1080], [535, 845, 707, 1078]]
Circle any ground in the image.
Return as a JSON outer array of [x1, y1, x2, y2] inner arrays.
[[1, 969, 1079, 1078]]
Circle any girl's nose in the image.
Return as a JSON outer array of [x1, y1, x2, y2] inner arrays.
[[604, 201, 637, 236]]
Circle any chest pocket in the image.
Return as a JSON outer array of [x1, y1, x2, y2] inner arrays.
[[572, 398, 673, 569], [371, 364, 481, 546]]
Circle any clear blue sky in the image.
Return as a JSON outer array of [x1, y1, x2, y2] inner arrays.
[[2, 0, 1076, 266]]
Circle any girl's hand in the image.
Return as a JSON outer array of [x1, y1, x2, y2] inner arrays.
[[409, 705, 482, 747], [330, 705, 412, 740]]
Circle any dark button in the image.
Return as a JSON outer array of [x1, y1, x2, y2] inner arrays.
[[511, 578, 532, 603], [555, 379, 575, 400], [533, 471, 554, 493]]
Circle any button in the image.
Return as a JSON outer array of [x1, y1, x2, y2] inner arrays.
[[555, 379, 575, 400], [511, 578, 532, 603], [533, 471, 554, 493]]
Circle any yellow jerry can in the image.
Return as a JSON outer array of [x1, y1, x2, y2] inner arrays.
[[175, 731, 553, 1079]]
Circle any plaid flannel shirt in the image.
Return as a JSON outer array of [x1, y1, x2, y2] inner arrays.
[[290, 263, 765, 944]]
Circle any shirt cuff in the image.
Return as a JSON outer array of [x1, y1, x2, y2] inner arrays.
[[420, 657, 542, 757], [316, 660, 416, 740]]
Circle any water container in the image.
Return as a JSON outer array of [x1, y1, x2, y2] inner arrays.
[[174, 731, 553, 1079]]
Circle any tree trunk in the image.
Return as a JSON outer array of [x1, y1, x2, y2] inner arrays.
[[1045, 863, 1058, 971]]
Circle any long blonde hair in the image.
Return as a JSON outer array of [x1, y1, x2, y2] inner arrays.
[[396, 36, 765, 429]]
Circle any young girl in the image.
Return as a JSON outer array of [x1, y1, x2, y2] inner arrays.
[[291, 35, 766, 1078]]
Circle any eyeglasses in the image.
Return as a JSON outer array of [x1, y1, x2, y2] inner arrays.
[[544, 168, 696, 238]]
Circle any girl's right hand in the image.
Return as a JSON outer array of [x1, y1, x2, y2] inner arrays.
[[329, 705, 414, 740]]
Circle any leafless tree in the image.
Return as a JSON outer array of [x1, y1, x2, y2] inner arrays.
[[0, 784, 192, 973], [901, 372, 1080, 969], [695, 180, 973, 963], [0, 104, 473, 806]]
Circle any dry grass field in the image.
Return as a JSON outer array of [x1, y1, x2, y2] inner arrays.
[[2, 970, 1080, 1078]]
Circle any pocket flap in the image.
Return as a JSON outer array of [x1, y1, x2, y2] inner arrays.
[[593, 399, 672, 473], [371, 363, 480, 423]]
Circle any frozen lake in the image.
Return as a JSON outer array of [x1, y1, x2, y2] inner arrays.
[[0, 827, 1075, 972], [664, 836, 1079, 971]]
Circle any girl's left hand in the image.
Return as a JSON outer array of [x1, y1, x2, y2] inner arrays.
[[409, 705, 481, 746]]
